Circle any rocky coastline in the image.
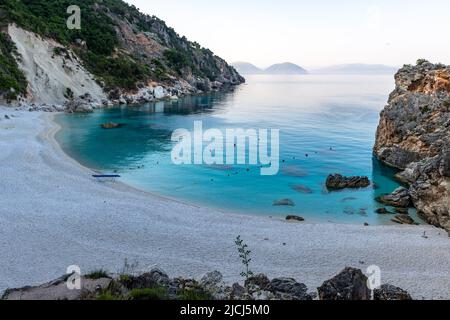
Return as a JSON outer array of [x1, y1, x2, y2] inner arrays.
[[374, 60, 450, 233]]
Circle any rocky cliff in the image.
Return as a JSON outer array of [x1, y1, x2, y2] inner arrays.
[[0, 0, 244, 105], [374, 60, 450, 233]]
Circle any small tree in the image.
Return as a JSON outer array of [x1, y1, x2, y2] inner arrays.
[[235, 235, 254, 281]]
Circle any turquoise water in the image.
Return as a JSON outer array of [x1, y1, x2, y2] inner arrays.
[[55, 75, 421, 224]]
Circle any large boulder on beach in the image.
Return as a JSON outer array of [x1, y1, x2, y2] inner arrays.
[[317, 267, 370, 300], [376, 187, 411, 208], [326, 174, 370, 190], [374, 284, 412, 300]]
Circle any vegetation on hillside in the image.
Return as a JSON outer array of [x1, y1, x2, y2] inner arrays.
[[0, 32, 27, 101]]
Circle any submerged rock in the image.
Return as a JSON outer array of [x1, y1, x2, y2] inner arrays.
[[326, 174, 370, 190], [376, 187, 411, 208], [290, 184, 313, 194], [273, 199, 295, 206], [101, 122, 122, 129], [374, 284, 412, 300], [1, 273, 111, 300], [375, 208, 392, 214], [317, 267, 370, 300]]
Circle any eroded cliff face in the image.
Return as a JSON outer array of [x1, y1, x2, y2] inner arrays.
[[374, 61, 450, 233]]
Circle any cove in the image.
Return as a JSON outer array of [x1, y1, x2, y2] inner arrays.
[[55, 74, 424, 225]]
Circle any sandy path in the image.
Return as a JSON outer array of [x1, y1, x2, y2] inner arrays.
[[0, 107, 449, 299]]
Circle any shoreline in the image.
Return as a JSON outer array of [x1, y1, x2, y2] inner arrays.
[[1, 106, 450, 299]]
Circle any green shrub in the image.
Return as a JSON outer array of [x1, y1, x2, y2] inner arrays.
[[85, 269, 110, 280], [97, 292, 121, 300], [0, 32, 27, 101], [177, 289, 212, 301]]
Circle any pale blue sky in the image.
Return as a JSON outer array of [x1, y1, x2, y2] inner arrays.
[[126, 0, 450, 68]]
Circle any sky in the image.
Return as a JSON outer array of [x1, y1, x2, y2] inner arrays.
[[125, 0, 450, 68]]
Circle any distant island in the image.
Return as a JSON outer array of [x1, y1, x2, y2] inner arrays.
[[232, 62, 308, 75], [311, 64, 398, 75]]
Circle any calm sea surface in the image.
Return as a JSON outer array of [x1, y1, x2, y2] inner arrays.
[[55, 75, 423, 224]]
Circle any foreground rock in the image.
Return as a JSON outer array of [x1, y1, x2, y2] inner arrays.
[[376, 187, 411, 208], [326, 174, 370, 190], [374, 60, 450, 233], [2, 267, 413, 300], [374, 284, 412, 300], [1, 273, 111, 300], [317, 267, 370, 300]]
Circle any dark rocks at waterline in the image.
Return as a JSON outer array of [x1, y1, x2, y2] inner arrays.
[[317, 267, 370, 300], [395, 207, 409, 214], [391, 214, 418, 225], [374, 284, 413, 300], [375, 208, 393, 215], [290, 184, 313, 194], [101, 122, 123, 129], [286, 215, 305, 222], [376, 187, 411, 208], [326, 174, 371, 190], [273, 199, 295, 206]]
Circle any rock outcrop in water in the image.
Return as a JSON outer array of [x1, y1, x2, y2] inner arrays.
[[374, 60, 450, 233], [326, 174, 371, 190]]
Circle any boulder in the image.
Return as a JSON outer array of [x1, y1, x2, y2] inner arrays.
[[373, 284, 412, 300], [1, 273, 111, 300], [375, 208, 392, 214], [391, 214, 417, 225], [123, 268, 170, 289], [326, 174, 370, 190], [376, 187, 411, 208], [101, 122, 122, 129], [267, 278, 312, 300], [273, 199, 295, 206], [286, 215, 305, 222], [317, 267, 370, 300], [154, 86, 165, 99], [230, 283, 246, 300], [245, 274, 270, 291]]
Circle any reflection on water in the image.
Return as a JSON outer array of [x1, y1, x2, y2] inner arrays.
[[55, 75, 423, 225]]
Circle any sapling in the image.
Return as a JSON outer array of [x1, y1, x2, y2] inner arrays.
[[235, 235, 254, 281]]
